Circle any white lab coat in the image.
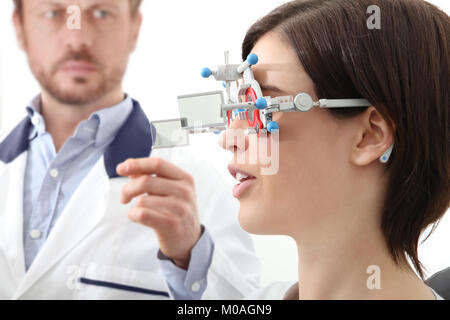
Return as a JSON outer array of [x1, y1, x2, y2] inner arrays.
[[0, 100, 260, 300]]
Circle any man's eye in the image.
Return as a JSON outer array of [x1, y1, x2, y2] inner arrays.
[[44, 10, 61, 19], [93, 10, 110, 19]]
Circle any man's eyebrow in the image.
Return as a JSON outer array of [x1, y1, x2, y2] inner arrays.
[[36, 1, 66, 7], [37, 1, 119, 10], [88, 2, 120, 10]]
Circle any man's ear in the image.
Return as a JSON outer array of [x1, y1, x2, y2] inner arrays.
[[350, 106, 395, 166], [129, 12, 142, 53], [12, 11, 26, 51]]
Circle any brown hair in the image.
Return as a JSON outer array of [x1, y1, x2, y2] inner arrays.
[[242, 0, 449, 279], [13, 0, 143, 17]]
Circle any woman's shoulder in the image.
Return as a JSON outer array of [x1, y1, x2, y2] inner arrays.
[[243, 281, 298, 300], [242, 282, 444, 300]]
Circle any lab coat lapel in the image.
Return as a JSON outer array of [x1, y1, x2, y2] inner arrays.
[[103, 99, 156, 178], [1, 153, 28, 287], [14, 158, 110, 298], [13, 99, 155, 298]]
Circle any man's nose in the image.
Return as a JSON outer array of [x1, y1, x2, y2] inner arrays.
[[62, 21, 94, 52], [218, 117, 249, 153]]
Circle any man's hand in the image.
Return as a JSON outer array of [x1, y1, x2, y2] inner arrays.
[[116, 157, 201, 270]]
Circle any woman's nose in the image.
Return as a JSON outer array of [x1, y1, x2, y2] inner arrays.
[[218, 117, 249, 153]]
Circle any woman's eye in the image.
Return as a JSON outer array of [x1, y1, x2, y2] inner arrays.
[[44, 10, 61, 19], [93, 10, 110, 19]]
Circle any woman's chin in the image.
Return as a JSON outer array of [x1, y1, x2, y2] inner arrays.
[[237, 206, 277, 235]]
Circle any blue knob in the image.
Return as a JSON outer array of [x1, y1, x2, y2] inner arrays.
[[267, 121, 279, 133], [255, 97, 267, 109], [222, 82, 226, 88], [247, 54, 258, 65], [201, 67, 212, 78]]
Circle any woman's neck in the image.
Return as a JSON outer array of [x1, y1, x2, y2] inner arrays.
[[293, 225, 434, 300]]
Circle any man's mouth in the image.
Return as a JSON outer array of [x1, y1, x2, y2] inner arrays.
[[60, 60, 97, 75]]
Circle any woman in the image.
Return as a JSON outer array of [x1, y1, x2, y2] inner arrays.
[[219, 0, 449, 299]]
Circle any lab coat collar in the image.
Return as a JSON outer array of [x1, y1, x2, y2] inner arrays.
[[0, 117, 32, 164], [103, 98, 156, 178], [2, 152, 28, 288]]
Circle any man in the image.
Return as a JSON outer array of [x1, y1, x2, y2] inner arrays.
[[0, 0, 259, 299]]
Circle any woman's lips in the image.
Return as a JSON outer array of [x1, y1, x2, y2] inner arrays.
[[228, 164, 257, 198], [232, 178, 256, 198]]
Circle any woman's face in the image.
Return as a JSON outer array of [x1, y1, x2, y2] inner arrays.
[[219, 32, 357, 238]]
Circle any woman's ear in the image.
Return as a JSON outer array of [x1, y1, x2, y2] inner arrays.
[[350, 106, 395, 166], [12, 11, 26, 51]]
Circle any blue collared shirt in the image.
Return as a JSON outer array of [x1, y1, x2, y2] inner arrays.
[[22, 94, 133, 270]]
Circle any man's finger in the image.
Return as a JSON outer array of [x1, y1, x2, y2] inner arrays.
[[121, 175, 193, 204], [117, 157, 192, 182], [128, 206, 174, 229], [133, 195, 189, 217]]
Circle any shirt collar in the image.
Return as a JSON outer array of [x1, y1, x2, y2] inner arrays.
[[91, 94, 133, 147], [25, 94, 134, 148], [26, 95, 46, 140]]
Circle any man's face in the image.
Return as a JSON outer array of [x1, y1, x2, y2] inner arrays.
[[14, 0, 141, 105]]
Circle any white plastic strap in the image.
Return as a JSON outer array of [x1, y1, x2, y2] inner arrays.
[[319, 99, 371, 108]]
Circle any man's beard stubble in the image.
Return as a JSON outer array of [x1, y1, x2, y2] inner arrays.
[[34, 49, 125, 105]]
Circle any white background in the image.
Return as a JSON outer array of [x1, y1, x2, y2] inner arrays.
[[0, 0, 449, 287]]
